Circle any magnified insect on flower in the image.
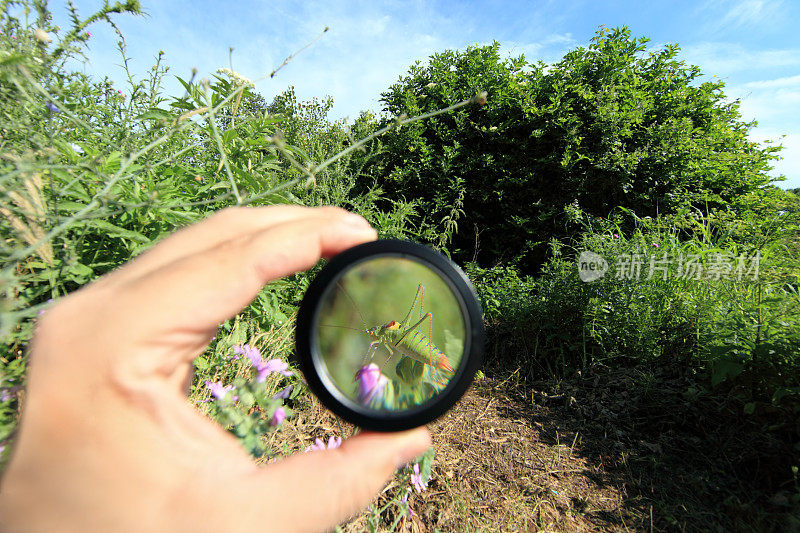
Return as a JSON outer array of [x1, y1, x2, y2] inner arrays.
[[316, 257, 465, 411]]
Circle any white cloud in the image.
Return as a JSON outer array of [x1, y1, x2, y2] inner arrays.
[[697, 0, 786, 34], [53, 0, 459, 121], [719, 0, 778, 27], [743, 74, 800, 89], [711, 74, 799, 188], [499, 32, 577, 65], [733, 86, 800, 123], [680, 42, 800, 75]]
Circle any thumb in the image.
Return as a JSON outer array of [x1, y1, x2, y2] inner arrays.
[[252, 427, 431, 532]]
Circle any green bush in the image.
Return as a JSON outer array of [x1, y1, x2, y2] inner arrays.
[[470, 207, 799, 438], [367, 27, 782, 273]]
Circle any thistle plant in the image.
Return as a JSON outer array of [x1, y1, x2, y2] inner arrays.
[[199, 343, 298, 458]]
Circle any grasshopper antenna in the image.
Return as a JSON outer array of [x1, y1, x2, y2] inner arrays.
[[336, 280, 369, 331]]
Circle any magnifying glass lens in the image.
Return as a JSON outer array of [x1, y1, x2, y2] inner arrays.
[[315, 257, 466, 411], [298, 239, 483, 431]]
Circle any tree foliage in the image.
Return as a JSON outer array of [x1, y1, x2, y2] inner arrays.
[[368, 27, 783, 272]]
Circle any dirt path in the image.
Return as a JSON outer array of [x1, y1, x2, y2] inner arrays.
[[421, 384, 631, 532], [270, 361, 796, 532], [413, 366, 797, 532]]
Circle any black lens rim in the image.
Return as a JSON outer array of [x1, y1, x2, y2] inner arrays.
[[296, 239, 484, 432]]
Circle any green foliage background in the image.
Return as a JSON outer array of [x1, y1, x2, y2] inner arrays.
[[365, 28, 781, 273]]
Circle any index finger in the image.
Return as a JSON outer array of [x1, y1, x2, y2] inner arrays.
[[101, 206, 356, 287], [113, 208, 377, 341], [38, 207, 376, 377]]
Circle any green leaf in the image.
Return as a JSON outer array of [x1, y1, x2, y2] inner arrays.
[[0, 53, 28, 67], [417, 446, 436, 482], [138, 108, 174, 121], [710, 358, 744, 387], [86, 220, 150, 243]]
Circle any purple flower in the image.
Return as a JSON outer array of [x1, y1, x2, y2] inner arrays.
[[235, 344, 293, 381], [256, 358, 293, 382], [236, 344, 263, 367], [653, 242, 659, 248], [410, 463, 428, 493], [46, 102, 59, 113], [273, 385, 292, 400], [270, 406, 286, 426], [304, 435, 342, 452], [0, 390, 12, 402], [355, 363, 389, 405], [305, 438, 326, 452], [205, 380, 234, 400], [85, 31, 92, 38], [401, 492, 415, 517], [613, 233, 619, 239]]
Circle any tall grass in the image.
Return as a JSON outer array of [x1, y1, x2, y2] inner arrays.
[[470, 206, 800, 436]]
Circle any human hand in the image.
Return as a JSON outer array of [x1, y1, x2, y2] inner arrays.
[[0, 206, 431, 532]]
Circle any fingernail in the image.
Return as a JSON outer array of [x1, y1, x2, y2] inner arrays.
[[394, 429, 431, 468], [344, 213, 371, 228]]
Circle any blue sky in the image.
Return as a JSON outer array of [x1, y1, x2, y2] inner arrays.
[[52, 0, 799, 187]]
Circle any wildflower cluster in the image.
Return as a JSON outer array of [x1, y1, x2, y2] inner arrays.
[[363, 447, 435, 528], [215, 67, 256, 89], [198, 343, 297, 457], [410, 463, 429, 493]]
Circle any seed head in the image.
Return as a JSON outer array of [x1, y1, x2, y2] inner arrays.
[[34, 28, 51, 43], [473, 91, 488, 106]]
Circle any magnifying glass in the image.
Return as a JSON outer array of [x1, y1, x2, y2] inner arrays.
[[296, 240, 484, 431]]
